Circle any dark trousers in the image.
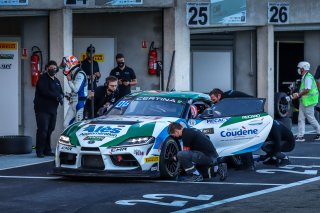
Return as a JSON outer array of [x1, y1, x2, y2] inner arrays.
[[177, 150, 215, 175], [35, 112, 57, 155]]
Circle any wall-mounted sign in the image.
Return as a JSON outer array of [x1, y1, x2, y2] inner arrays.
[[268, 2, 289, 24], [96, 0, 143, 6], [65, 0, 89, 7], [80, 53, 105, 62], [0, 41, 19, 135], [187, 0, 246, 27], [0, 0, 28, 6]]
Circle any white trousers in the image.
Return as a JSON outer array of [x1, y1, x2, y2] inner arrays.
[[298, 103, 320, 137]]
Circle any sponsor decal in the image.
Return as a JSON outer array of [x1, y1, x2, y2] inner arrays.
[[134, 149, 144, 156], [80, 132, 118, 137], [144, 156, 160, 163], [188, 119, 196, 126], [242, 114, 260, 119], [115, 100, 130, 108], [83, 125, 122, 134], [88, 141, 95, 144], [0, 54, 14, 59], [61, 146, 73, 151], [207, 118, 229, 124], [151, 164, 158, 171], [0, 64, 12, 69], [201, 128, 214, 134], [136, 96, 177, 103], [221, 127, 258, 137], [83, 136, 105, 141], [111, 147, 127, 152]]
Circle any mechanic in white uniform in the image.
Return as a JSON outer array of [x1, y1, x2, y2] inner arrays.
[[60, 55, 88, 128]]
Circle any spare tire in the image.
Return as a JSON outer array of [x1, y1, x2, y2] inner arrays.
[[274, 92, 290, 118], [0, 136, 32, 154]]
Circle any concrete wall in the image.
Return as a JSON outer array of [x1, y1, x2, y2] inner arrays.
[[73, 11, 163, 91], [234, 30, 257, 96], [304, 31, 320, 74], [22, 17, 49, 146]]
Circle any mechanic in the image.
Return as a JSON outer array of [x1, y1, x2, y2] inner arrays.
[[81, 46, 101, 119], [92, 75, 119, 117], [259, 120, 295, 167], [168, 122, 227, 182], [292, 61, 320, 142], [209, 88, 255, 171], [34, 60, 63, 158], [61, 55, 88, 128], [109, 53, 137, 99]]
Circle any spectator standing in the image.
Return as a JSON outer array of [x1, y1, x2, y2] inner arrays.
[[33, 60, 63, 158]]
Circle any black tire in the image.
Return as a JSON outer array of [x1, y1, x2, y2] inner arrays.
[[159, 138, 180, 179], [274, 92, 290, 118], [0, 135, 32, 154], [276, 117, 292, 130]]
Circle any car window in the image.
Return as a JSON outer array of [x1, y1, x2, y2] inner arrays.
[[107, 97, 186, 117], [209, 98, 265, 117]]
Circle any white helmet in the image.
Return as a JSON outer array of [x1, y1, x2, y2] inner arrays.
[[297, 61, 310, 71]]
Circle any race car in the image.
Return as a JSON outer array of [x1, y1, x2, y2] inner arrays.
[[52, 91, 273, 178]]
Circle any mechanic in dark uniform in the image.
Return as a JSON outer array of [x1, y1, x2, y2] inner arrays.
[[93, 75, 120, 117], [168, 122, 227, 182], [81, 46, 101, 119], [259, 120, 295, 166], [34, 60, 63, 158], [209, 88, 255, 171], [109, 53, 137, 98]]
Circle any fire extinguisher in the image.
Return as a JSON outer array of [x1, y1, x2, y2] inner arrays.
[[148, 41, 158, 75], [31, 46, 43, 87]]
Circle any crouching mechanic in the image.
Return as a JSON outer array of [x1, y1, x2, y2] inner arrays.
[[259, 120, 295, 166], [60, 55, 88, 128], [93, 75, 120, 117], [168, 122, 227, 182]]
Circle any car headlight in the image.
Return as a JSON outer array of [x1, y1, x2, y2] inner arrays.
[[117, 137, 155, 147], [58, 135, 72, 146]]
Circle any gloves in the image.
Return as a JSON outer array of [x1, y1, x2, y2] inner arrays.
[[285, 96, 292, 102], [57, 94, 64, 105]]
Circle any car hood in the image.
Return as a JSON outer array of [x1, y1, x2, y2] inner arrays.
[[63, 115, 177, 147]]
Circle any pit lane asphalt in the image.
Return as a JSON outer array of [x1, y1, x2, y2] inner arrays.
[[1, 138, 320, 212]]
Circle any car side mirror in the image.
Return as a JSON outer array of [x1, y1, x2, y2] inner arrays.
[[199, 108, 214, 119]]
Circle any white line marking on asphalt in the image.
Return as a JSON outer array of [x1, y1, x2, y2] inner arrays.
[[146, 180, 282, 186], [171, 176, 320, 213], [290, 156, 320, 160], [0, 175, 60, 179], [0, 160, 54, 171]]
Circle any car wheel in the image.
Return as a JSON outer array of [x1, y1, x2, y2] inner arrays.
[[275, 92, 290, 118], [0, 135, 32, 154], [160, 138, 180, 179]]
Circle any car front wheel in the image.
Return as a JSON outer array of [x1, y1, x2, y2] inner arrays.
[[159, 138, 180, 179]]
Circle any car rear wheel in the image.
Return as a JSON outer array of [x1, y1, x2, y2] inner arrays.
[[160, 138, 180, 179]]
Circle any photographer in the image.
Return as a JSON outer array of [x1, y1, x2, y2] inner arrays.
[[109, 53, 137, 98], [33, 60, 63, 158]]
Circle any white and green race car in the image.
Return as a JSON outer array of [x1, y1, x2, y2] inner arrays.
[[53, 91, 273, 178]]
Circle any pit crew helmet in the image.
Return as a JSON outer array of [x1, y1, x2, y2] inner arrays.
[[297, 61, 310, 75], [62, 55, 80, 76]]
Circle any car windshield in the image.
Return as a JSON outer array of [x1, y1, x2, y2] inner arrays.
[[107, 97, 186, 117]]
